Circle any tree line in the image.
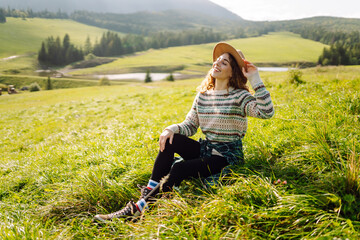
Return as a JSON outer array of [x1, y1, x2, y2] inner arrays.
[[290, 27, 360, 65], [87, 28, 223, 56], [37, 29, 222, 66], [89, 29, 223, 56], [38, 34, 84, 66], [1, 7, 68, 19]]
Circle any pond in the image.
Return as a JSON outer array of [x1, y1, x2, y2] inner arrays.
[[95, 73, 181, 81], [258, 67, 291, 72], [95, 67, 291, 81]]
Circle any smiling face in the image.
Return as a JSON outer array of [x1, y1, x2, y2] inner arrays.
[[210, 53, 233, 81]]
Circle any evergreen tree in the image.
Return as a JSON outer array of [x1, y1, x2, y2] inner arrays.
[[37, 34, 84, 66], [38, 42, 47, 62], [55, 36, 63, 65], [63, 34, 70, 51], [84, 35, 92, 55], [46, 36, 57, 64], [145, 70, 152, 83], [45, 77, 53, 90], [0, 8, 6, 23], [93, 31, 123, 57], [166, 73, 174, 81]]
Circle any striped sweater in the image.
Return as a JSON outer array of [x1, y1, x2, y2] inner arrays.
[[167, 73, 274, 143]]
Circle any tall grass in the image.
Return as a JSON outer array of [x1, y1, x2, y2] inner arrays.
[[0, 66, 359, 239]]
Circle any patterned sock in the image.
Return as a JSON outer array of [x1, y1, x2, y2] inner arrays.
[[136, 199, 147, 212], [135, 180, 159, 212], [147, 179, 159, 190]]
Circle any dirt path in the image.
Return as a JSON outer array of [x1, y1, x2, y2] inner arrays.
[[1, 55, 20, 61]]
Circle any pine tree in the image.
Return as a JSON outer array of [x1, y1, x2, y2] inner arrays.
[[145, 70, 152, 83], [38, 42, 47, 62], [45, 77, 52, 90], [55, 36, 63, 65], [0, 8, 6, 23], [166, 73, 174, 81], [63, 34, 70, 51], [84, 36, 92, 55]]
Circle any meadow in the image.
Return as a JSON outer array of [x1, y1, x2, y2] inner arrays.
[[0, 17, 116, 59], [1, 29, 327, 80], [0, 65, 359, 239], [70, 32, 327, 77]]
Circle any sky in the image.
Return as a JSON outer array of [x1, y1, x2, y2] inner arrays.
[[209, 0, 360, 21]]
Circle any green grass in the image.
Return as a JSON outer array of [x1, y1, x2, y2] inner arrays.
[[70, 32, 328, 76], [0, 65, 359, 239], [0, 74, 128, 91], [0, 17, 120, 58]]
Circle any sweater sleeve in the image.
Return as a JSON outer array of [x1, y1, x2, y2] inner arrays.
[[243, 72, 275, 119], [166, 93, 200, 136]]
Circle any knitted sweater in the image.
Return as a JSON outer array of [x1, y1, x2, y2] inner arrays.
[[167, 72, 274, 143]]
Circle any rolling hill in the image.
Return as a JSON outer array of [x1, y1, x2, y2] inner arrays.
[[0, 0, 241, 20], [0, 17, 120, 58], [69, 32, 328, 76]]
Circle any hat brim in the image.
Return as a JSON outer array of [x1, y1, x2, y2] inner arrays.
[[213, 42, 245, 69]]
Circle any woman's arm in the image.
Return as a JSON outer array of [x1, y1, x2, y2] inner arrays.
[[242, 61, 275, 119]]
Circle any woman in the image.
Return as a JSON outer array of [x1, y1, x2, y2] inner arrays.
[[94, 42, 274, 222]]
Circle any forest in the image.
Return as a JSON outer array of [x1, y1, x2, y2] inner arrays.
[[38, 34, 84, 66], [290, 27, 360, 65]]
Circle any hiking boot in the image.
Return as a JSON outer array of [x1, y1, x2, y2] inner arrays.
[[140, 185, 152, 199], [94, 201, 140, 222], [138, 185, 160, 204]]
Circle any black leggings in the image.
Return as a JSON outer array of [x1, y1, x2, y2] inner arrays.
[[150, 134, 229, 192]]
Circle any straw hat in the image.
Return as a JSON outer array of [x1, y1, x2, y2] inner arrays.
[[213, 42, 246, 69]]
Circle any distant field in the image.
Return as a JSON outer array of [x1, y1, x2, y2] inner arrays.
[[0, 17, 120, 58], [0, 74, 126, 90], [70, 32, 328, 76], [1, 19, 328, 81]]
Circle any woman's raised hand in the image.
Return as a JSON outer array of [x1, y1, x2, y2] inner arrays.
[[242, 59, 259, 78], [159, 129, 174, 152]]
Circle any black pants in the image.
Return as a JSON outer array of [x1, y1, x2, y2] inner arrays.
[[150, 134, 229, 192]]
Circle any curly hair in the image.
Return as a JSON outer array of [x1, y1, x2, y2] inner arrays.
[[197, 53, 249, 93]]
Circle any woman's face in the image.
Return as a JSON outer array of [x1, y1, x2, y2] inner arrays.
[[211, 53, 233, 81]]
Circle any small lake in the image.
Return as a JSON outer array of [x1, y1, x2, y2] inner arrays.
[[95, 67, 290, 81], [95, 73, 181, 81], [258, 67, 290, 72]]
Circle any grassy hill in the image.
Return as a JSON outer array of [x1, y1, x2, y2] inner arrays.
[[0, 66, 359, 239], [0, 17, 119, 58], [1, 0, 242, 21], [70, 32, 328, 76], [273, 16, 360, 33]]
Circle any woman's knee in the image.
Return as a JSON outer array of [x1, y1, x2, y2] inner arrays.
[[163, 134, 185, 151], [170, 160, 186, 175], [166, 161, 187, 188]]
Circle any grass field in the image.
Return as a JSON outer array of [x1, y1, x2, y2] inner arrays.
[[70, 32, 328, 76], [0, 66, 359, 239], [1, 22, 328, 77], [0, 74, 130, 91], [0, 17, 119, 59]]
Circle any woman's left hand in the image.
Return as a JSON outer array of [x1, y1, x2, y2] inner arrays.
[[242, 60, 259, 78]]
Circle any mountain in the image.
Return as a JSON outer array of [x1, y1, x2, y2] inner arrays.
[[0, 0, 242, 20], [69, 9, 250, 35]]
